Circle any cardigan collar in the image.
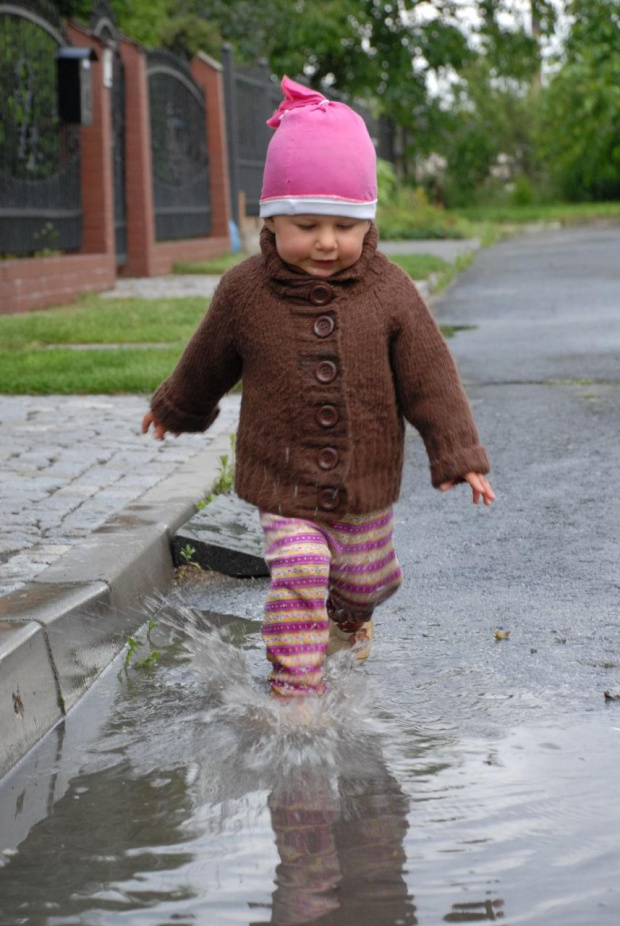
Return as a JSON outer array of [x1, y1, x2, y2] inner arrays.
[[260, 223, 378, 297]]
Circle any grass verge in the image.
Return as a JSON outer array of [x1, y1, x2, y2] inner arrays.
[[0, 294, 208, 351], [0, 346, 185, 394], [387, 253, 449, 279], [451, 201, 620, 226], [0, 244, 475, 394], [174, 254, 244, 275]]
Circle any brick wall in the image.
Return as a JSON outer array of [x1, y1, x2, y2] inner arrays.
[[0, 254, 115, 314], [1, 29, 232, 315]]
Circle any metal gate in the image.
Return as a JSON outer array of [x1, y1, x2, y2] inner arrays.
[[147, 50, 211, 242], [0, 0, 81, 255], [222, 47, 279, 225], [91, 0, 127, 265]]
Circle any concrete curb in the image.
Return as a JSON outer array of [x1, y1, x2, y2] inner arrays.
[[0, 427, 236, 779]]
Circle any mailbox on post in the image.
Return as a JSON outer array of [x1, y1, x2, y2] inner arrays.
[[57, 47, 98, 125]]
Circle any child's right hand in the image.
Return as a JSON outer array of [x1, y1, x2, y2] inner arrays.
[[141, 410, 178, 441]]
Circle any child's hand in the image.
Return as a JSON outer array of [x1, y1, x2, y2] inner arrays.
[[141, 410, 179, 441], [439, 472, 496, 506]]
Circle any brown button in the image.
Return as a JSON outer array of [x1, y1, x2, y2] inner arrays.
[[318, 447, 339, 470], [316, 405, 339, 428], [309, 283, 333, 306], [319, 487, 340, 510], [313, 315, 335, 338], [315, 360, 337, 384]]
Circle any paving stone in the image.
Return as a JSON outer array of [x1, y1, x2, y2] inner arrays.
[[34, 493, 89, 514], [0, 394, 240, 594], [0, 535, 35, 554], [71, 466, 123, 489]]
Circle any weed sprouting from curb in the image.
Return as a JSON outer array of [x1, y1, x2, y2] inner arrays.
[[120, 617, 161, 677], [179, 544, 197, 564], [197, 433, 236, 510]]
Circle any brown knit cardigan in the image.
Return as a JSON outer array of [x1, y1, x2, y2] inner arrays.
[[150, 224, 490, 521]]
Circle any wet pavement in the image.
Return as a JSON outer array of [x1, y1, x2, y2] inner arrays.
[[1, 226, 620, 925], [0, 396, 239, 596]]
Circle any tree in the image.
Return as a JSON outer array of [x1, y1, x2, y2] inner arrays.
[[539, 0, 620, 200]]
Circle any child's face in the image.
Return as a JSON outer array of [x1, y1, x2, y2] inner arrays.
[[264, 215, 370, 278]]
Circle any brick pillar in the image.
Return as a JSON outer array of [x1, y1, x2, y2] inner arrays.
[[118, 38, 156, 277], [191, 52, 232, 240], [66, 24, 116, 262]]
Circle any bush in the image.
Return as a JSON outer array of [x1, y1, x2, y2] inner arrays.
[[377, 186, 472, 240]]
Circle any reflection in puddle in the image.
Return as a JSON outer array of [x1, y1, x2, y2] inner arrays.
[[444, 899, 505, 922], [0, 599, 618, 925]]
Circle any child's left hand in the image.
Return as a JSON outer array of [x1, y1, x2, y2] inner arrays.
[[439, 472, 495, 506]]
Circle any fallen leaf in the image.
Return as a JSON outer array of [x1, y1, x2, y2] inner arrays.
[[494, 629, 510, 641]]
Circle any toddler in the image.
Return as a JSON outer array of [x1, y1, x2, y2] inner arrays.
[[142, 77, 494, 698]]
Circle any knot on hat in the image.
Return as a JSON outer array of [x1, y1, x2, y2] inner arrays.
[[266, 76, 331, 129]]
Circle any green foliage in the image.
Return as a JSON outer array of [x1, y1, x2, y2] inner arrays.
[[179, 544, 197, 564], [435, 57, 545, 208], [160, 13, 221, 60], [121, 618, 160, 674], [376, 158, 398, 205], [538, 0, 620, 201], [377, 186, 472, 240], [199, 434, 236, 508], [388, 253, 449, 279], [174, 254, 245, 275], [452, 201, 620, 225]]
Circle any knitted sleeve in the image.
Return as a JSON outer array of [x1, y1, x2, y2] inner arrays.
[[390, 273, 490, 487], [149, 268, 244, 433]]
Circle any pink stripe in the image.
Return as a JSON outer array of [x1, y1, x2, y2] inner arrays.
[[330, 550, 396, 576], [331, 567, 403, 597], [266, 643, 327, 655], [263, 621, 329, 634], [271, 664, 323, 676], [329, 513, 392, 535], [329, 533, 393, 556], [268, 554, 330, 568], [271, 576, 326, 589], [267, 532, 324, 551], [265, 599, 325, 612]]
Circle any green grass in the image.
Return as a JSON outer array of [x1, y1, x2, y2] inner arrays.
[[0, 345, 186, 394], [388, 253, 449, 279], [0, 294, 208, 352], [0, 294, 212, 394], [173, 254, 245, 275], [452, 201, 620, 225], [0, 243, 475, 393]]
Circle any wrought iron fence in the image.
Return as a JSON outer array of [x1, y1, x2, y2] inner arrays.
[[222, 47, 279, 224], [0, 0, 81, 255], [147, 49, 211, 242]]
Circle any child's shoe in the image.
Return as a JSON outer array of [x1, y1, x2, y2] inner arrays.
[[326, 599, 374, 661]]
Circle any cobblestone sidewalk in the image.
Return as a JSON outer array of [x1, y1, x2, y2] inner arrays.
[[0, 394, 239, 597]]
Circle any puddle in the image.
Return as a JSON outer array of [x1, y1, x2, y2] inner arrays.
[[0, 593, 618, 925]]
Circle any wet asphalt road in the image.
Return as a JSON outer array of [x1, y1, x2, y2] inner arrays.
[[396, 225, 620, 687], [1, 226, 619, 926]]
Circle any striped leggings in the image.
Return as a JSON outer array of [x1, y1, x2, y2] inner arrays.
[[260, 507, 403, 696]]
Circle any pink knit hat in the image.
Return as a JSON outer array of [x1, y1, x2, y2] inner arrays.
[[259, 77, 377, 220]]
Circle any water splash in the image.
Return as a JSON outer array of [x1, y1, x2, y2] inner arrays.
[[154, 600, 385, 801]]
